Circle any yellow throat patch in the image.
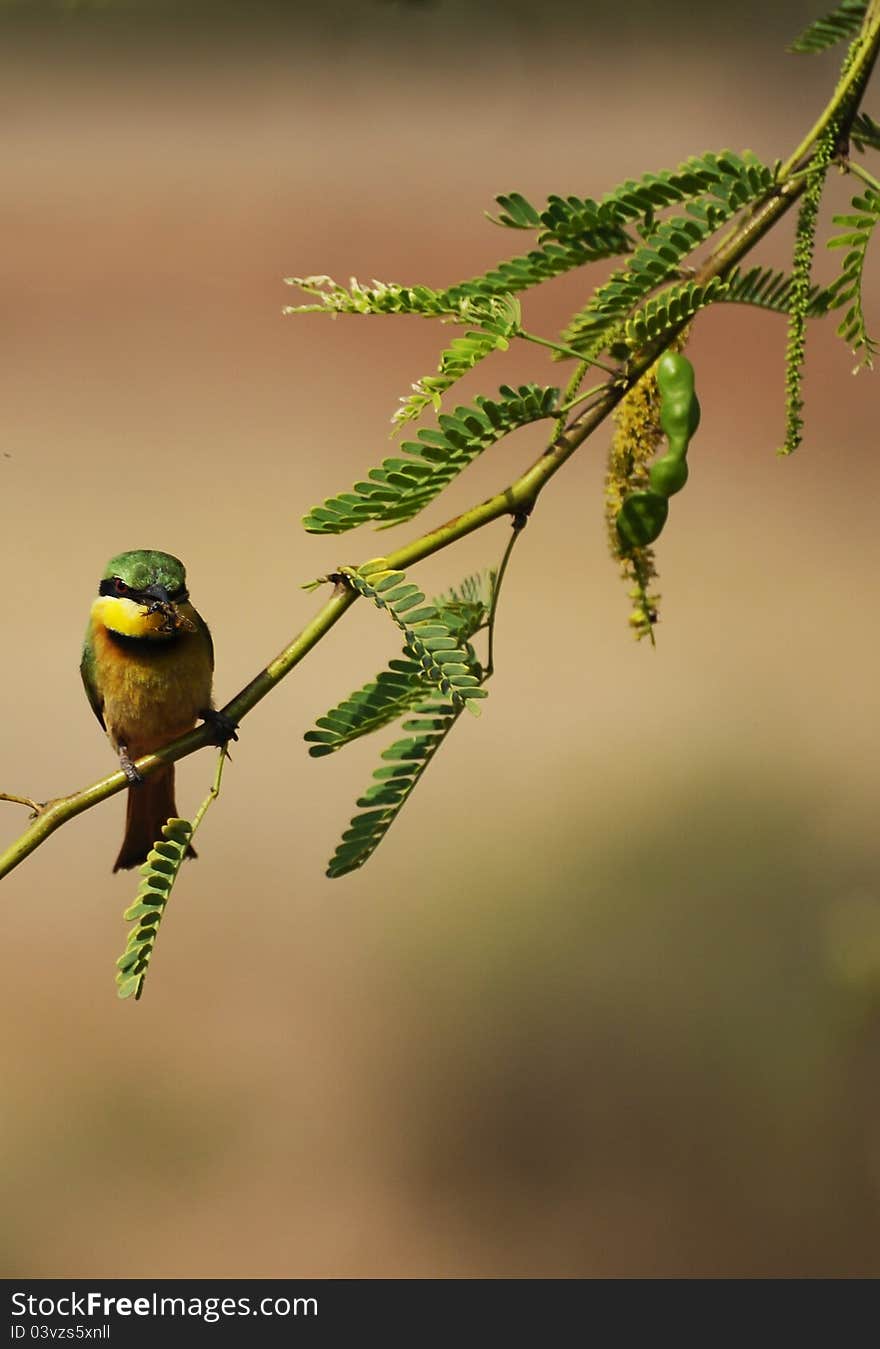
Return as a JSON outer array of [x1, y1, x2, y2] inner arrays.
[[92, 594, 186, 640]]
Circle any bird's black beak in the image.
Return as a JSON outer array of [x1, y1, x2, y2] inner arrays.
[[141, 584, 172, 605]]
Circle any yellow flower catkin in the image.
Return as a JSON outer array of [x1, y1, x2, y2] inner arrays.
[[606, 365, 662, 641], [606, 334, 690, 641]]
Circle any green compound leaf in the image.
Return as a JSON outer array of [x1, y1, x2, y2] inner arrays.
[[561, 200, 739, 353], [609, 150, 775, 224], [487, 190, 544, 229], [389, 292, 521, 428], [302, 384, 558, 534], [788, 1, 867, 54], [852, 111, 880, 153], [314, 571, 495, 878], [431, 569, 496, 645], [440, 234, 632, 302], [326, 694, 467, 878], [340, 563, 488, 713], [491, 150, 774, 241], [719, 265, 832, 317], [305, 658, 431, 758], [463, 153, 774, 304], [392, 328, 506, 432], [283, 273, 524, 324], [115, 818, 192, 1001], [549, 155, 775, 356], [282, 275, 462, 318], [304, 571, 494, 759], [623, 277, 729, 349], [283, 278, 524, 430], [824, 186, 880, 370]]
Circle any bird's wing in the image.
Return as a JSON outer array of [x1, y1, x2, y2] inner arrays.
[[194, 609, 214, 672], [80, 631, 106, 730]]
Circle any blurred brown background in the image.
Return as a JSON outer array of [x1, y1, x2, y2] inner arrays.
[[2, 0, 880, 1278]]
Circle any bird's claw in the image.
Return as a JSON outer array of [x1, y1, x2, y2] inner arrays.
[[118, 747, 144, 785], [200, 709, 239, 746]]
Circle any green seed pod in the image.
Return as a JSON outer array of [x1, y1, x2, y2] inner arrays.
[[649, 453, 689, 497], [616, 490, 669, 550], [656, 351, 696, 399], [614, 350, 699, 560], [657, 352, 700, 453]]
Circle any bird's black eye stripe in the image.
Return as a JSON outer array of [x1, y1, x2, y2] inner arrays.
[[99, 577, 129, 598]]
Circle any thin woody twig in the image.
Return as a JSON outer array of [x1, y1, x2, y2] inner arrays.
[[0, 793, 42, 816]]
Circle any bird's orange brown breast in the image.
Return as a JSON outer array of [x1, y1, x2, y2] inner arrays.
[[89, 598, 213, 756]]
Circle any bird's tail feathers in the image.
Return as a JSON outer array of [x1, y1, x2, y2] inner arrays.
[[113, 764, 197, 872]]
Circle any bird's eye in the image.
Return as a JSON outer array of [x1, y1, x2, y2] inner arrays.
[[114, 578, 127, 596]]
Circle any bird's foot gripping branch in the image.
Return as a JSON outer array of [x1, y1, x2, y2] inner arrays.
[[3, 2, 880, 1000]]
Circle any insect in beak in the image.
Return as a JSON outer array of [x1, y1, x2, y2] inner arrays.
[[140, 585, 196, 634]]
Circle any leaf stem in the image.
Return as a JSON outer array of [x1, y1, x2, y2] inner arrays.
[[519, 329, 616, 373], [781, 7, 880, 177], [847, 157, 880, 192], [190, 748, 228, 837], [556, 380, 611, 416], [486, 517, 526, 678]]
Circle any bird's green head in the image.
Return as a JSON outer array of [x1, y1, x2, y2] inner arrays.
[[99, 549, 188, 602], [93, 550, 194, 640]]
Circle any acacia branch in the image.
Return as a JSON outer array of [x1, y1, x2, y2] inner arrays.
[[3, 16, 879, 884]]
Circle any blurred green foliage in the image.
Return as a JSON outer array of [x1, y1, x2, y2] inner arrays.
[[0, 0, 835, 42]]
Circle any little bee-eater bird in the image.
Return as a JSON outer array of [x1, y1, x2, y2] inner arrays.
[[80, 549, 222, 872]]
